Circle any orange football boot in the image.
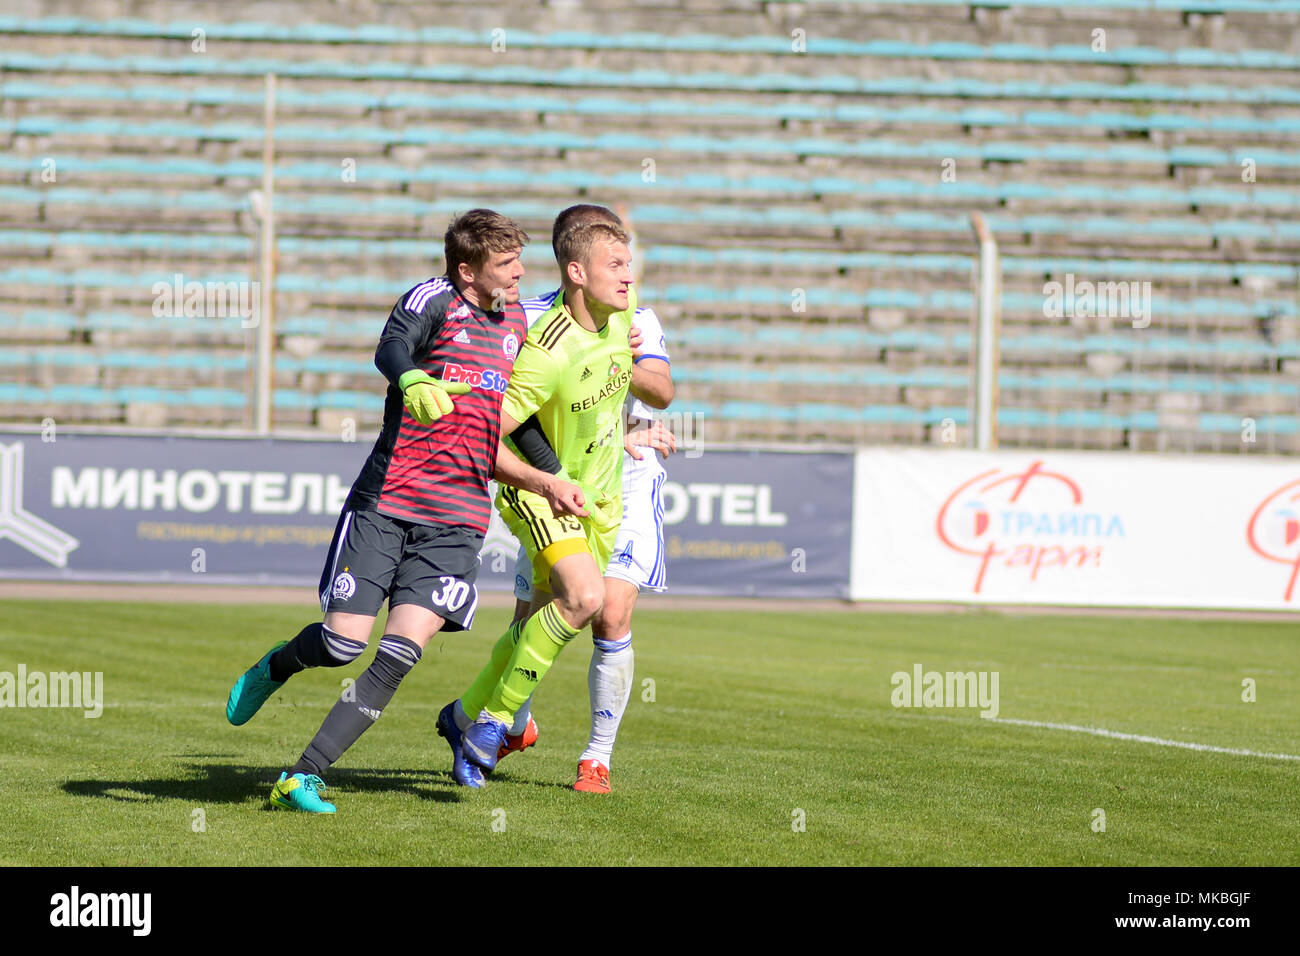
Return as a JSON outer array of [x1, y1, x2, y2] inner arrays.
[[496, 715, 539, 761], [574, 759, 611, 794]]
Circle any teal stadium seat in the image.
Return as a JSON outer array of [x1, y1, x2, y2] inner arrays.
[[3, 6, 1299, 447]]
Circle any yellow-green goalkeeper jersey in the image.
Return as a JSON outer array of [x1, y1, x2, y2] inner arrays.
[[502, 289, 636, 504]]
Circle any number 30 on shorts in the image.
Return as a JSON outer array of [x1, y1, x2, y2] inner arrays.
[[431, 575, 472, 612]]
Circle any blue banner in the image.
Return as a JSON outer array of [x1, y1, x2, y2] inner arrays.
[[0, 432, 852, 597]]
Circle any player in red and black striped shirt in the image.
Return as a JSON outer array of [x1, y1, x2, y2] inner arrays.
[[356, 270, 521, 533], [223, 209, 585, 813]]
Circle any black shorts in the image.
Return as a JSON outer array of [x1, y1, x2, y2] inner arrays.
[[317, 507, 482, 631]]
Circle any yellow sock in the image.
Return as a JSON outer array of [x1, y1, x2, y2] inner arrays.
[[460, 619, 523, 718], [484, 604, 580, 722]]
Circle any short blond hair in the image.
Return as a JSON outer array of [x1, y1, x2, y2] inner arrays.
[[555, 221, 630, 274]]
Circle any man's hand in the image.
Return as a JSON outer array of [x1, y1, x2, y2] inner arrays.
[[398, 369, 471, 425], [625, 420, 678, 461], [629, 323, 643, 360], [541, 473, 588, 518]]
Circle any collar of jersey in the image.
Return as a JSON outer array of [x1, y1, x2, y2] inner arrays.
[[450, 282, 511, 322], [540, 288, 633, 336]]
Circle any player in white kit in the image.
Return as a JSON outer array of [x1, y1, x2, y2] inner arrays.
[[499, 204, 675, 793]]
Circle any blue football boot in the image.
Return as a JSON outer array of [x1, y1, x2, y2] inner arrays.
[[437, 701, 485, 788]]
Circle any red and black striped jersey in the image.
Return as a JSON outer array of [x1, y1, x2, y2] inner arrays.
[[346, 276, 526, 534]]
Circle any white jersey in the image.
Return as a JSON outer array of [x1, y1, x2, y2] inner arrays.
[[517, 289, 671, 593]]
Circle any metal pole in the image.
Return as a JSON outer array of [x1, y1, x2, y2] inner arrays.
[[615, 202, 643, 285], [970, 212, 1001, 451], [255, 72, 277, 434]]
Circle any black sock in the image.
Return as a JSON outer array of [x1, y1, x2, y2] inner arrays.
[[270, 623, 366, 682], [289, 635, 423, 778]]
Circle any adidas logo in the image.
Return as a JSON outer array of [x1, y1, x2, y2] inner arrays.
[[358, 705, 382, 721], [453, 328, 471, 344], [580, 366, 592, 381], [594, 709, 615, 719], [513, 666, 538, 681]]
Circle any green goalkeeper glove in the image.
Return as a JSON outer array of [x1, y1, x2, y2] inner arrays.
[[580, 484, 620, 527], [541, 470, 617, 525], [398, 369, 471, 425]]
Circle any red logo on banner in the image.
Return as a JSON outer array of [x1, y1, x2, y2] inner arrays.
[[936, 459, 1123, 594], [1245, 480, 1300, 601]]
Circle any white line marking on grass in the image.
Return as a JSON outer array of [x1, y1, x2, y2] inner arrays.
[[988, 717, 1300, 762]]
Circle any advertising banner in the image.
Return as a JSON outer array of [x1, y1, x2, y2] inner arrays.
[[851, 447, 1300, 610], [479, 447, 854, 598], [0, 432, 852, 598]]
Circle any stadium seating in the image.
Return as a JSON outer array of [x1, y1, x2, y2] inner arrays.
[[2, 0, 1299, 451]]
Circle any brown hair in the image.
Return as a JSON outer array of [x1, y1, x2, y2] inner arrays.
[[444, 208, 529, 275], [555, 222, 630, 275], [551, 204, 625, 263]]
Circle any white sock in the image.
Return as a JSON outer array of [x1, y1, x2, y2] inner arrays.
[[579, 632, 634, 767], [452, 698, 473, 732], [509, 695, 533, 736]]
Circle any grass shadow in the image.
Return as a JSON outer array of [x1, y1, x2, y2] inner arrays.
[[485, 767, 577, 792], [62, 761, 471, 805]]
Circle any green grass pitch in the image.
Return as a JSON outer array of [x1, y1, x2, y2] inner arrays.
[[0, 598, 1296, 866]]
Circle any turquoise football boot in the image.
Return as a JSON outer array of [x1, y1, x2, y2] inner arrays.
[[269, 772, 336, 813], [225, 640, 289, 726]]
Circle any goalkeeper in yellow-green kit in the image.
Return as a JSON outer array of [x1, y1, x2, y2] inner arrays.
[[437, 217, 637, 786]]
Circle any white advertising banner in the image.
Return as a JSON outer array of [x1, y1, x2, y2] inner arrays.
[[851, 448, 1300, 611]]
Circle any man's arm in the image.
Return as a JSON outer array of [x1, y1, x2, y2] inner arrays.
[[373, 283, 468, 423], [495, 409, 586, 516], [374, 286, 439, 386], [509, 414, 562, 475], [628, 306, 674, 409], [492, 335, 587, 514], [630, 357, 674, 410]]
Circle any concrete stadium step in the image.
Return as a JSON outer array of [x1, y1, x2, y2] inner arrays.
[[12, 77, 1300, 147], [7, 41, 1300, 103]]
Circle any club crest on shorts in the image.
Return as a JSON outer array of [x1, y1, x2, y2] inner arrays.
[[503, 332, 520, 359], [332, 570, 356, 602]]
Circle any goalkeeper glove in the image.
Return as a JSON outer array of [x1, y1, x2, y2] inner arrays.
[[542, 470, 616, 525], [398, 369, 471, 425], [580, 485, 620, 527]]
